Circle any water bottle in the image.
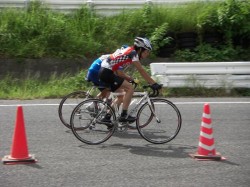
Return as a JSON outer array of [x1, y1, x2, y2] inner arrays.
[[128, 98, 138, 113]]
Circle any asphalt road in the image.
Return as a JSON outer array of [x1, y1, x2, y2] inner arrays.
[[0, 97, 250, 187]]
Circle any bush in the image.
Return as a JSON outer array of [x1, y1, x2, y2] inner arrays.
[[198, 0, 250, 46], [0, 0, 249, 59], [174, 44, 250, 62]]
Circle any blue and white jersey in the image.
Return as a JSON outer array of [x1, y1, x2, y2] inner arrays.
[[89, 54, 110, 73]]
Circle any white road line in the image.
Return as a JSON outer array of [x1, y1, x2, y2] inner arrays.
[[175, 101, 250, 104], [0, 104, 59, 107], [0, 101, 249, 107]]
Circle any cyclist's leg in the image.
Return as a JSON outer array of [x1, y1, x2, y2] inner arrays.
[[118, 80, 134, 110], [110, 88, 124, 108], [99, 67, 131, 110], [96, 88, 110, 100], [99, 67, 135, 122], [106, 73, 135, 121], [117, 81, 136, 122]]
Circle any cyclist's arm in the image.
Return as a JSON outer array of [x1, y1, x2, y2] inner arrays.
[[115, 70, 133, 82], [132, 61, 156, 84]]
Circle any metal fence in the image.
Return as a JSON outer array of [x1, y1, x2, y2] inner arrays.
[[0, 0, 222, 15], [150, 62, 250, 88]]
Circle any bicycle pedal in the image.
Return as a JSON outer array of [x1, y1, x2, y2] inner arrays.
[[118, 122, 129, 128], [89, 125, 96, 130]]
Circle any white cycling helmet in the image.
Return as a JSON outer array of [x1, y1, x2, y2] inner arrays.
[[134, 37, 152, 51]]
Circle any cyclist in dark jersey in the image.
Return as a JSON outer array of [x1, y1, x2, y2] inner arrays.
[[98, 37, 162, 122]]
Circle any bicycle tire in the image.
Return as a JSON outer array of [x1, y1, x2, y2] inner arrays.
[[136, 98, 182, 144], [70, 99, 116, 145], [58, 91, 92, 129]]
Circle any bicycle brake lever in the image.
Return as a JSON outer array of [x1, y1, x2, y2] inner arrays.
[[149, 89, 160, 97], [129, 80, 138, 89], [133, 82, 138, 89]]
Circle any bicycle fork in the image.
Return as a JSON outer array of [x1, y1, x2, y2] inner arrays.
[[147, 98, 161, 123]]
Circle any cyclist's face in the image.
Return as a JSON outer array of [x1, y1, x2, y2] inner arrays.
[[141, 50, 150, 59]]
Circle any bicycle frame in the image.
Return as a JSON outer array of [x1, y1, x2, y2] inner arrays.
[[78, 84, 159, 130], [103, 90, 156, 124], [128, 92, 151, 117]]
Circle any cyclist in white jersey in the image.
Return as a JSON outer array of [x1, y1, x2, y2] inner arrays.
[[98, 37, 162, 122]]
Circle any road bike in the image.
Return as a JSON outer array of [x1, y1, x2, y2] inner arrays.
[[70, 85, 182, 145]]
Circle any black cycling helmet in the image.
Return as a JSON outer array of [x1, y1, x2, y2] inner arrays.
[[134, 37, 152, 51]]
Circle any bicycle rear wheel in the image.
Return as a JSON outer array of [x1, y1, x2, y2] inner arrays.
[[58, 91, 91, 129], [70, 99, 116, 145], [136, 98, 182, 144]]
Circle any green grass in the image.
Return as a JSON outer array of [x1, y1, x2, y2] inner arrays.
[[0, 73, 86, 99], [1, 70, 249, 100]]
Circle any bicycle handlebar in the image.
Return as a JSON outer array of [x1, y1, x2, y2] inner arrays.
[[142, 84, 163, 97]]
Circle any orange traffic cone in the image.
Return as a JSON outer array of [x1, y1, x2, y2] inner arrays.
[[2, 106, 37, 164], [190, 103, 225, 161]]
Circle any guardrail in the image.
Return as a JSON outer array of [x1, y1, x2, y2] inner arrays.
[[0, 0, 222, 15], [150, 62, 250, 89]]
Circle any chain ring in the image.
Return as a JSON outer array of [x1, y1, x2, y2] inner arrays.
[[116, 122, 129, 133]]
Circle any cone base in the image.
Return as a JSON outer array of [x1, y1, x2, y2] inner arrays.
[[189, 152, 226, 161], [2, 154, 37, 165]]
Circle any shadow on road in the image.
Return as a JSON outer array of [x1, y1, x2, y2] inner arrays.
[[79, 143, 195, 158], [115, 143, 195, 158]]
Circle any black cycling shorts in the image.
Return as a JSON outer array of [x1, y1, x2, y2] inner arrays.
[[98, 67, 124, 92]]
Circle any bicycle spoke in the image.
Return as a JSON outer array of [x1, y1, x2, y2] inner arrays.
[[70, 99, 116, 145], [136, 99, 181, 144]]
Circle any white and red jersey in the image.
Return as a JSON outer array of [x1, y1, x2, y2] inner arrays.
[[101, 46, 139, 71]]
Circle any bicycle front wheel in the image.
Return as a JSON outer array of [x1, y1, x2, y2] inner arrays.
[[70, 99, 116, 145], [136, 98, 182, 144], [58, 91, 91, 129]]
